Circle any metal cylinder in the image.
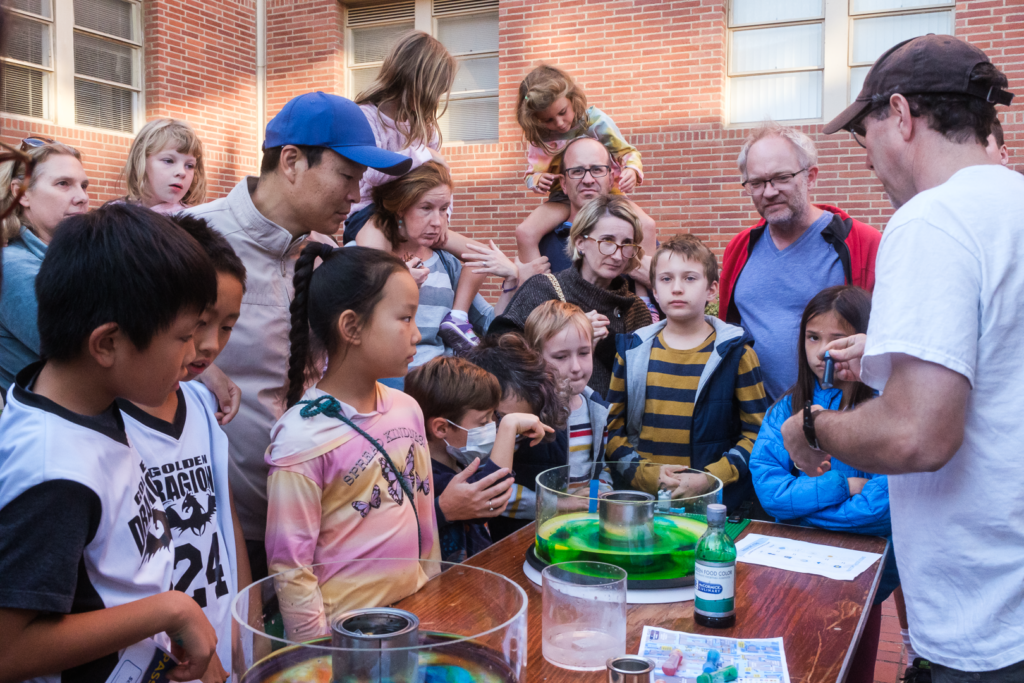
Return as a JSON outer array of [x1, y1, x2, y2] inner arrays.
[[598, 491, 656, 548], [330, 607, 420, 683], [607, 655, 655, 683]]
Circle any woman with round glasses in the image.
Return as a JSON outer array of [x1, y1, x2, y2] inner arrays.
[[0, 138, 90, 393], [491, 195, 651, 397]]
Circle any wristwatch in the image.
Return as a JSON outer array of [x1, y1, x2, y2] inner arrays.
[[803, 400, 821, 450]]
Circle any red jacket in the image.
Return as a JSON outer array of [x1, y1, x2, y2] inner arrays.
[[719, 204, 882, 324]]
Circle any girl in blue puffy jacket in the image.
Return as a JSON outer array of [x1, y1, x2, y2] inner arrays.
[[750, 285, 901, 683]]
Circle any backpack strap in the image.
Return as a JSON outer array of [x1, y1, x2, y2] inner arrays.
[[546, 273, 566, 302]]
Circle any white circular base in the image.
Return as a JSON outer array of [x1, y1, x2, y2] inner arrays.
[[522, 560, 695, 605]]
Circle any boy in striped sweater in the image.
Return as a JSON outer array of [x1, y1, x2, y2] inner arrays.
[[606, 235, 769, 512]]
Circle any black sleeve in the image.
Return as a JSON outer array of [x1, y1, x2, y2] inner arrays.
[[0, 480, 101, 613]]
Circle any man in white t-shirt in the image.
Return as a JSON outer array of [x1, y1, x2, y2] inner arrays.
[[779, 36, 1022, 682]]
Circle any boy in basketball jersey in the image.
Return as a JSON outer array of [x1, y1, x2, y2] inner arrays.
[[0, 204, 219, 682], [118, 214, 249, 682]]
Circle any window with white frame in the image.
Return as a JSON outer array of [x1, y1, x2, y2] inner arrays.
[[1, 0, 142, 133], [346, 0, 499, 144], [727, 0, 954, 126]]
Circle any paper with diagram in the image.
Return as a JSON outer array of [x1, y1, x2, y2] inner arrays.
[[638, 625, 790, 683], [735, 533, 882, 581]]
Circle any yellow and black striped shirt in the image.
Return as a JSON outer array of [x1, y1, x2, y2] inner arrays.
[[606, 331, 768, 493]]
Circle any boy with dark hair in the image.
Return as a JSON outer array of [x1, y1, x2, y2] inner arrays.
[[405, 356, 547, 562], [116, 214, 249, 682], [0, 203, 219, 682], [607, 234, 769, 513]]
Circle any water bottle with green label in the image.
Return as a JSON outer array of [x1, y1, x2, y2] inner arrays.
[[694, 503, 736, 628]]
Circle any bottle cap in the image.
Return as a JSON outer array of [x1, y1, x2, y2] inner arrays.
[[707, 503, 727, 525]]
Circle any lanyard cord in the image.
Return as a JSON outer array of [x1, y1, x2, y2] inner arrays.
[[298, 395, 422, 558]]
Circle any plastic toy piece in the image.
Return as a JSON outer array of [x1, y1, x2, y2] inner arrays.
[[661, 649, 685, 677], [702, 649, 721, 673], [696, 664, 738, 683]]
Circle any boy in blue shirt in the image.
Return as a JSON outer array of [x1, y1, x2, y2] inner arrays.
[[0, 204, 220, 682]]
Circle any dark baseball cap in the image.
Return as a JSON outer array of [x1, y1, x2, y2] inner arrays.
[[264, 91, 413, 175], [824, 34, 1014, 135]]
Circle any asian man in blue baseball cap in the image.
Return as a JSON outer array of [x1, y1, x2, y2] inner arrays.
[[186, 91, 413, 580]]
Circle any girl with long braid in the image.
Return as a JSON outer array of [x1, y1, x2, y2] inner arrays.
[[264, 244, 440, 642]]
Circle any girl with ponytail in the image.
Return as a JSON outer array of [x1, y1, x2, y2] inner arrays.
[[264, 244, 440, 641]]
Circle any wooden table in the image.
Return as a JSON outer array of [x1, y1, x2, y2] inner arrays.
[[454, 521, 887, 683]]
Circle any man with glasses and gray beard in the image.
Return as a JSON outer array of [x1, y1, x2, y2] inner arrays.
[[719, 123, 881, 401]]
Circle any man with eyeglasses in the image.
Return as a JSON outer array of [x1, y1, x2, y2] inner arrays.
[[719, 123, 881, 401], [537, 137, 656, 289], [781, 36, 1022, 682]]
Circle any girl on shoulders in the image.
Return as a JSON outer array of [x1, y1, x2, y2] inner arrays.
[[514, 64, 656, 267], [265, 244, 438, 642]]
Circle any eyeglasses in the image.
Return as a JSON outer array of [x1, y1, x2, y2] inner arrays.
[[21, 136, 56, 150], [564, 165, 611, 180], [0, 140, 39, 225], [582, 234, 640, 259], [847, 126, 867, 149], [741, 168, 808, 195]]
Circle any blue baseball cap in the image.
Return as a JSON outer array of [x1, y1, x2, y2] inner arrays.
[[264, 91, 413, 175]]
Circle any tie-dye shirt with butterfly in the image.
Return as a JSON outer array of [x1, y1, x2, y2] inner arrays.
[[265, 385, 440, 642]]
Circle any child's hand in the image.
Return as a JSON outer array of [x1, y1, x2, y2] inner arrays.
[[166, 593, 219, 682], [533, 173, 561, 194], [618, 168, 639, 193], [585, 310, 610, 344], [506, 412, 554, 446], [199, 654, 228, 683], [404, 255, 430, 287], [516, 255, 551, 281], [847, 477, 869, 496], [196, 364, 241, 426], [438, 459, 515, 521]]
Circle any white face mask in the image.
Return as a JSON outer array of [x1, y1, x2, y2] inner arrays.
[[443, 419, 497, 467]]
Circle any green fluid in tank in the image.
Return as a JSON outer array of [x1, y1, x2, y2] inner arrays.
[[536, 512, 709, 579]]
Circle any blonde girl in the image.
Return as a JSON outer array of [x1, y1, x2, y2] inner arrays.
[[121, 118, 206, 214], [351, 32, 532, 354], [514, 65, 656, 271]]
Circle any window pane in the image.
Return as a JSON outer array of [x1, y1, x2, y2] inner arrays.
[[451, 56, 498, 94], [730, 0, 822, 27], [351, 66, 381, 98], [74, 0, 134, 41], [436, 12, 498, 54], [75, 78, 132, 131], [10, 0, 52, 18], [851, 0, 953, 14], [8, 15, 51, 67], [851, 11, 953, 65], [730, 71, 822, 123], [850, 66, 870, 103], [74, 31, 134, 86], [731, 23, 823, 74], [350, 23, 415, 65], [2, 63, 46, 118], [439, 96, 498, 142]]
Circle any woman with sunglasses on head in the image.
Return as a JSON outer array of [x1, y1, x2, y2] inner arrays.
[[0, 138, 90, 393], [490, 195, 652, 397]]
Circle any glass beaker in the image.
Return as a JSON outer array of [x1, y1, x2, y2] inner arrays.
[[541, 560, 627, 671]]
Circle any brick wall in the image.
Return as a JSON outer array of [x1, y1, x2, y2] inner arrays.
[[1, 0, 259, 206], [2, 0, 1020, 289]]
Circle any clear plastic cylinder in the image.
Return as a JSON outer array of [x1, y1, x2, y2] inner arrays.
[[535, 464, 723, 586], [232, 558, 527, 683]]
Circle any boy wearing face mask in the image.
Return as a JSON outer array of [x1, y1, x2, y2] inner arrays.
[[405, 357, 551, 562]]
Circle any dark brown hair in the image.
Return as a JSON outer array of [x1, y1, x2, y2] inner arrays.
[[467, 332, 570, 435], [286, 243, 407, 407], [784, 285, 874, 417], [405, 356, 502, 434]]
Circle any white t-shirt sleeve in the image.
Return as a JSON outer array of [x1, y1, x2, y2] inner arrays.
[[862, 218, 980, 391]]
